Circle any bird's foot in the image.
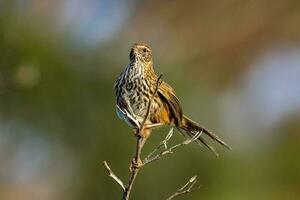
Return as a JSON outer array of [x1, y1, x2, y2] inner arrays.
[[130, 158, 143, 171]]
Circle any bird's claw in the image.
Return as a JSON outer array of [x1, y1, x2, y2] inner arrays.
[[130, 158, 143, 171]]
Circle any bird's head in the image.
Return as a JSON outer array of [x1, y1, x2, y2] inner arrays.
[[130, 43, 153, 65]]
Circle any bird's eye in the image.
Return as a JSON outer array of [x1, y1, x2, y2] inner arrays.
[[143, 48, 147, 53]]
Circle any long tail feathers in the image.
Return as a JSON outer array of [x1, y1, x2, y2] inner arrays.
[[179, 115, 232, 156]]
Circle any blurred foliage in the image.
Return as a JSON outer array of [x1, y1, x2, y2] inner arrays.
[[0, 1, 300, 200]]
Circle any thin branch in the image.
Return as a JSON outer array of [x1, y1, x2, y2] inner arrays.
[[122, 136, 146, 200], [143, 130, 203, 165], [139, 74, 163, 132], [103, 161, 125, 191], [122, 74, 163, 200], [166, 175, 201, 200], [144, 128, 174, 161]]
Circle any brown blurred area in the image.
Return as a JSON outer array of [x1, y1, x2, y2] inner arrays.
[[0, 0, 300, 200], [124, 0, 300, 86]]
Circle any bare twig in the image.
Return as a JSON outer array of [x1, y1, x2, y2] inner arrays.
[[122, 74, 163, 200], [166, 175, 201, 200], [139, 74, 163, 132], [103, 161, 125, 191], [143, 130, 203, 165], [122, 136, 145, 200], [144, 128, 174, 161]]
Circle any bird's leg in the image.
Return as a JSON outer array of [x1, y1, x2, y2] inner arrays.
[[130, 134, 147, 171], [130, 158, 143, 170], [140, 128, 151, 139], [130, 115, 154, 170]]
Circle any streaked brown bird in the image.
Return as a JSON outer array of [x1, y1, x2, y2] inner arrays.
[[114, 43, 231, 155]]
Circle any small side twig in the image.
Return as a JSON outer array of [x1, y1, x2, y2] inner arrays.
[[166, 175, 201, 200], [144, 128, 174, 161], [143, 130, 203, 165], [103, 161, 125, 191]]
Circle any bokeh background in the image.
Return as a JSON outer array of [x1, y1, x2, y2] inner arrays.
[[1, 0, 300, 199]]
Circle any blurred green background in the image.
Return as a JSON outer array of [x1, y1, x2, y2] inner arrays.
[[1, 0, 300, 199]]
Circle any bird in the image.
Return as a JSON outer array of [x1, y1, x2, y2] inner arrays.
[[114, 42, 231, 156]]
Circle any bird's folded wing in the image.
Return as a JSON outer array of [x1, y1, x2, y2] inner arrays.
[[158, 81, 183, 126]]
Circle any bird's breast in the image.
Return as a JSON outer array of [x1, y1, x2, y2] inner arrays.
[[124, 79, 160, 118], [115, 62, 162, 125]]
